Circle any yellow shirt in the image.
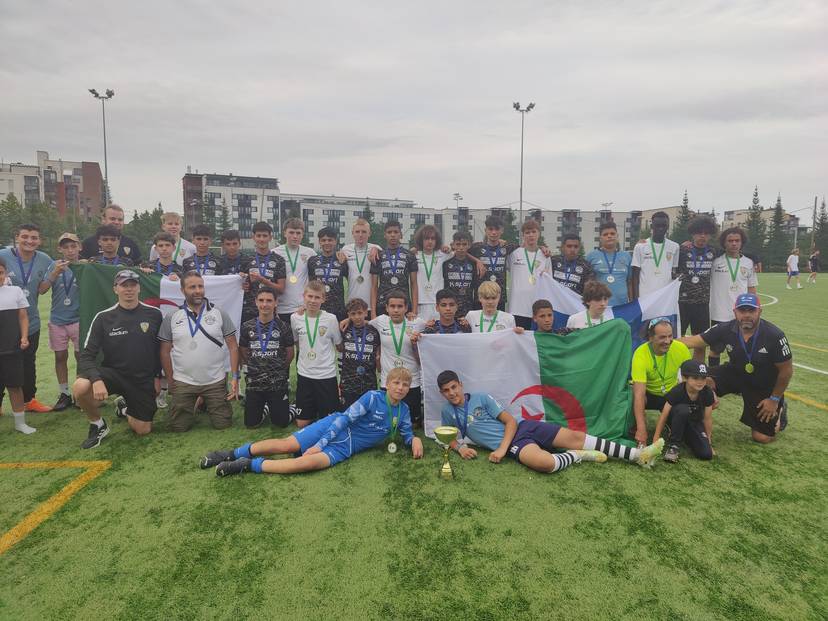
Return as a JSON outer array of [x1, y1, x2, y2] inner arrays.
[[631, 340, 691, 396]]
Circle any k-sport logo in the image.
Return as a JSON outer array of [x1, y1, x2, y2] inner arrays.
[[509, 384, 586, 432]]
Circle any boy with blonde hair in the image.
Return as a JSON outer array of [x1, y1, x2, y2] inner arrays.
[[149, 212, 196, 266]]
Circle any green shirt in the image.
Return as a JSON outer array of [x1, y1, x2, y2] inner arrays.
[[631, 340, 691, 396]]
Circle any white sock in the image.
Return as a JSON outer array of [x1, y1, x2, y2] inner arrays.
[[59, 383, 70, 396], [13, 412, 36, 434], [91, 418, 105, 428]]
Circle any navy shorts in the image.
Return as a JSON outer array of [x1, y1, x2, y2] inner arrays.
[[508, 419, 563, 459]]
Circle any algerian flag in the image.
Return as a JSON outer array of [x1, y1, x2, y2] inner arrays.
[[419, 320, 634, 446], [74, 263, 243, 343]]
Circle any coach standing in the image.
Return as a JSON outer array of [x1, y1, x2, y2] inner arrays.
[[681, 293, 792, 444], [74, 270, 163, 447], [159, 271, 239, 432], [80, 204, 142, 262]]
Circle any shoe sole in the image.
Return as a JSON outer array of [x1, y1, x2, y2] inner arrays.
[[81, 426, 110, 449]]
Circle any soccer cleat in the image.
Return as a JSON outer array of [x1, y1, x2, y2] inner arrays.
[[216, 457, 252, 477], [24, 398, 53, 413], [156, 389, 168, 409], [115, 396, 128, 419], [786, 284, 792, 290], [797, 284, 803, 289], [53, 393, 74, 411], [200, 449, 236, 469], [573, 449, 608, 463], [81, 420, 110, 449], [663, 444, 680, 463], [637, 437, 665, 468]]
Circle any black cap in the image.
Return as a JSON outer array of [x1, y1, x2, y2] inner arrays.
[[680, 359, 709, 379]]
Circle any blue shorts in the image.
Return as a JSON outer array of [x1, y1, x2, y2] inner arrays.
[[789, 271, 799, 277], [508, 419, 562, 460], [292, 414, 353, 466]]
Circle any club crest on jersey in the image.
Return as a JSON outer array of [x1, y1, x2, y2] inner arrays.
[[140, 322, 149, 333], [124, 247, 131, 255], [205, 315, 216, 326], [366, 333, 375, 342], [319, 326, 327, 336], [575, 266, 583, 274], [666, 252, 673, 260], [473, 407, 484, 418]]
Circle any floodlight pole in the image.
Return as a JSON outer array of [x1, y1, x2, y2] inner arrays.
[[513, 102, 535, 226], [89, 88, 115, 204]]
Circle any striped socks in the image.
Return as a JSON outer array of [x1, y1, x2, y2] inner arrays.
[[550, 451, 580, 473], [583, 435, 639, 462]]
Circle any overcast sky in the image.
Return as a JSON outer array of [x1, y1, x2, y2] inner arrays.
[[2, 1, 825, 225]]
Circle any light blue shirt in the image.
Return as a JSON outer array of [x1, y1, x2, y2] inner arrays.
[[0, 248, 54, 334], [440, 392, 506, 451], [586, 249, 632, 305], [48, 266, 80, 326]]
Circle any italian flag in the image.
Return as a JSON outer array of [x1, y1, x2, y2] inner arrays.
[[420, 320, 635, 446]]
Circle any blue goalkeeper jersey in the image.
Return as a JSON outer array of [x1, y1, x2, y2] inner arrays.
[[312, 390, 414, 452]]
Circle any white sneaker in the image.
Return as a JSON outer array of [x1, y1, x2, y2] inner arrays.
[[797, 284, 803, 289], [786, 284, 792, 290], [156, 389, 168, 409]]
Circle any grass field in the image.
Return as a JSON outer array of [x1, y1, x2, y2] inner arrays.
[[1, 274, 826, 620]]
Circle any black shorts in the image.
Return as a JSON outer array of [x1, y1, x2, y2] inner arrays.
[[244, 389, 290, 428], [508, 420, 562, 460], [645, 392, 667, 412], [514, 316, 533, 330], [97, 367, 157, 422], [295, 375, 341, 422], [0, 352, 24, 388], [710, 364, 784, 436], [679, 303, 710, 336]]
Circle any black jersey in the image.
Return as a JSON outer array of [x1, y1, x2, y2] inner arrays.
[[422, 320, 471, 335], [81, 233, 142, 263], [307, 254, 349, 318], [219, 253, 249, 276], [470, 241, 516, 304], [239, 316, 294, 391], [666, 384, 715, 421], [77, 302, 162, 384], [339, 322, 380, 397], [244, 252, 287, 309], [548, 255, 593, 295], [677, 245, 715, 304], [89, 254, 134, 267], [701, 319, 791, 389], [183, 252, 222, 276], [141, 260, 184, 278], [371, 246, 418, 311], [441, 256, 478, 318]]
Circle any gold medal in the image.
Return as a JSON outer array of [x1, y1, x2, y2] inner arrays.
[[307, 350, 317, 360], [387, 442, 398, 454], [289, 275, 298, 284], [528, 275, 536, 285], [745, 362, 754, 374]]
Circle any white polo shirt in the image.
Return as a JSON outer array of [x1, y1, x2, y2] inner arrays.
[[274, 244, 317, 314], [416, 251, 451, 306], [566, 308, 614, 329], [632, 238, 680, 296], [369, 314, 425, 388], [709, 254, 758, 322], [464, 310, 516, 333], [507, 247, 551, 317], [342, 243, 382, 305], [158, 302, 236, 385], [149, 238, 197, 266], [291, 310, 342, 379]]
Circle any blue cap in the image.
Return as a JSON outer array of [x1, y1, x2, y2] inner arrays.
[[734, 293, 760, 309]]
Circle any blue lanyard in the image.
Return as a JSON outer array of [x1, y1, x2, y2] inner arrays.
[[155, 260, 172, 275], [438, 321, 459, 334], [13, 249, 35, 287], [386, 248, 401, 274], [485, 245, 501, 273], [454, 394, 470, 438], [322, 256, 335, 283], [351, 325, 367, 364], [689, 247, 705, 275], [61, 270, 75, 297], [601, 250, 617, 276], [256, 318, 275, 354], [564, 260, 576, 283], [738, 325, 760, 365], [255, 253, 269, 275], [185, 302, 206, 338], [195, 254, 210, 275]]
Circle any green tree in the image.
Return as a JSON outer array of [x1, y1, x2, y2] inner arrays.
[[0, 194, 24, 245], [812, 198, 828, 257], [764, 194, 791, 271], [502, 209, 519, 245], [363, 202, 386, 247], [218, 200, 232, 242], [670, 190, 692, 244], [743, 185, 767, 259], [124, 206, 165, 257]]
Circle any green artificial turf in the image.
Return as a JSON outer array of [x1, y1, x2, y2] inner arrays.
[[0, 274, 826, 620]]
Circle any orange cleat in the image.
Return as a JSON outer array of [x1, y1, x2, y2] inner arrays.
[[24, 398, 53, 413]]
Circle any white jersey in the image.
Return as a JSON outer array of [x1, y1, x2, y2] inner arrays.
[[464, 309, 516, 333], [149, 238, 196, 266], [566, 308, 614, 330], [291, 311, 342, 379], [507, 247, 551, 318], [786, 254, 799, 272], [342, 242, 381, 305], [632, 238, 680, 296], [274, 245, 316, 314], [709, 254, 758, 322], [369, 314, 425, 388], [416, 251, 451, 306]]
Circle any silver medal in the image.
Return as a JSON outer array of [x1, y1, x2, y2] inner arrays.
[[606, 275, 615, 283], [489, 275, 497, 282], [425, 283, 433, 292], [390, 276, 399, 285], [325, 284, 331, 293], [393, 358, 404, 368], [691, 276, 700, 284], [307, 350, 317, 360], [356, 275, 365, 284], [387, 442, 398, 454], [63, 297, 72, 306]]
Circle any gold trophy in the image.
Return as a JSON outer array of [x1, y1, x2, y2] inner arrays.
[[434, 425, 459, 480]]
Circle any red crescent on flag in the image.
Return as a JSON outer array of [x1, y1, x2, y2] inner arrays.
[[510, 385, 587, 432]]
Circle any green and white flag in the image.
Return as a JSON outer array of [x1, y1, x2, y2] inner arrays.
[[419, 320, 635, 446]]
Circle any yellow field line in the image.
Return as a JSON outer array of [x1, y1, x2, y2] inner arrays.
[[791, 342, 828, 354], [0, 460, 111, 556], [786, 392, 828, 412]]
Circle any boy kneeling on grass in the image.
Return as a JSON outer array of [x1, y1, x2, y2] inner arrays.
[[200, 367, 424, 476], [437, 370, 664, 473]]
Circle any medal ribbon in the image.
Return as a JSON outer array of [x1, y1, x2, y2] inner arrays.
[[354, 246, 368, 276], [480, 311, 498, 333], [13, 249, 35, 288], [285, 246, 299, 276], [389, 318, 407, 357], [486, 245, 501, 275], [725, 255, 741, 283], [185, 302, 206, 339], [690, 247, 704, 277], [351, 325, 366, 364], [601, 250, 617, 278], [304, 313, 320, 351], [648, 343, 668, 391], [173, 238, 182, 263], [61, 270, 75, 298], [386, 248, 401, 278], [385, 392, 400, 439], [256, 252, 270, 276], [155, 259, 172, 275], [649, 239, 665, 268], [523, 248, 538, 278], [322, 256, 335, 284], [737, 325, 760, 368], [256, 318, 275, 355], [422, 252, 436, 283], [586, 312, 604, 328], [454, 394, 470, 439], [195, 254, 209, 275]]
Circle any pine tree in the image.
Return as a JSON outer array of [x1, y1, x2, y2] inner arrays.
[[218, 200, 232, 237], [670, 190, 692, 244], [743, 186, 767, 260], [362, 201, 386, 247], [764, 193, 791, 271], [813, 197, 828, 257], [124, 206, 165, 257], [502, 209, 519, 245], [0, 194, 24, 246]]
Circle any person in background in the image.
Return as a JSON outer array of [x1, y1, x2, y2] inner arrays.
[[88, 225, 133, 266], [808, 249, 820, 284], [149, 212, 196, 266], [586, 221, 632, 306], [47, 233, 82, 411], [566, 281, 613, 329], [548, 234, 594, 296], [631, 211, 679, 299], [140, 232, 183, 279], [274, 218, 316, 323], [80, 204, 142, 262], [183, 224, 221, 275], [785, 248, 802, 290], [371, 220, 419, 320], [507, 219, 551, 329], [307, 227, 349, 321], [341, 218, 380, 316], [676, 215, 717, 336], [0, 257, 35, 433]]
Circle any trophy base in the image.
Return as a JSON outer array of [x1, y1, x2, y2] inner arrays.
[[439, 463, 454, 480]]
